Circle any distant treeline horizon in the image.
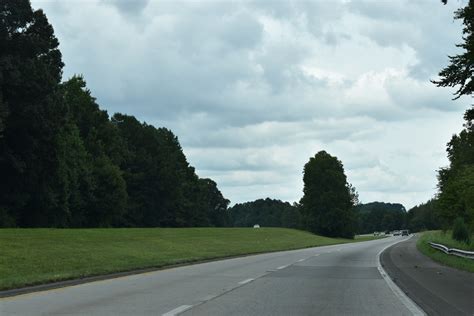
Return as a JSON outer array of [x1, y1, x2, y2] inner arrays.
[[228, 198, 441, 234]]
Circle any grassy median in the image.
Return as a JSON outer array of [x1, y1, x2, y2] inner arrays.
[[417, 231, 474, 273], [0, 227, 382, 290]]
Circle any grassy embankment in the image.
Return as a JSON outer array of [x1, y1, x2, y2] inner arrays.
[[0, 227, 381, 290], [417, 230, 474, 273]]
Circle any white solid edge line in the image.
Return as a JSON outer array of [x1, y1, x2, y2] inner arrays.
[[162, 304, 193, 316], [377, 236, 426, 316], [238, 278, 254, 285]]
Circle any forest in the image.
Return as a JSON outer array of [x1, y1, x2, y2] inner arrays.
[[0, 1, 229, 228]]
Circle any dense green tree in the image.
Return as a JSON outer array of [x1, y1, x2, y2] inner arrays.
[[406, 199, 441, 232], [437, 164, 474, 229], [62, 77, 125, 165], [85, 157, 127, 227], [431, 0, 474, 232], [300, 151, 355, 238], [0, 0, 65, 227], [229, 198, 301, 228], [113, 114, 222, 228], [354, 202, 407, 234], [60, 77, 129, 227], [150, 127, 228, 227], [51, 122, 90, 227], [435, 108, 474, 229], [281, 206, 303, 229], [0, 100, 6, 137], [195, 178, 230, 227], [452, 217, 471, 243], [0, 1, 231, 228], [113, 114, 174, 227], [60, 122, 96, 226], [432, 0, 474, 99]]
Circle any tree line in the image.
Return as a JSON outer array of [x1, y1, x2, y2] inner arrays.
[[0, 1, 230, 228], [412, 0, 474, 238], [229, 198, 302, 229], [354, 202, 406, 234], [408, 102, 474, 237], [230, 187, 425, 236]]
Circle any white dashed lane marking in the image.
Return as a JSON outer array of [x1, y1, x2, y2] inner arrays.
[[238, 278, 254, 285], [162, 304, 193, 316]]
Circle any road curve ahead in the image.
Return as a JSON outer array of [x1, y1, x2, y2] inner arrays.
[[1, 237, 419, 316]]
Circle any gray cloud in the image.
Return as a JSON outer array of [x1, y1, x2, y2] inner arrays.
[[104, 0, 150, 16], [348, 0, 464, 80]]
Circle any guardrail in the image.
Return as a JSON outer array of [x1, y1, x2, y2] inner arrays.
[[429, 242, 474, 260]]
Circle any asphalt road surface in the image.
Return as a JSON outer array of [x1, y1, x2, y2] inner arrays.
[[1, 236, 420, 316], [381, 235, 474, 316]]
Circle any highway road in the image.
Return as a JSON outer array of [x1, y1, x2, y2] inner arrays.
[[0, 236, 422, 315]]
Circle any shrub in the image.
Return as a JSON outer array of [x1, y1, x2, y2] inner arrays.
[[0, 208, 16, 227], [452, 217, 471, 244]]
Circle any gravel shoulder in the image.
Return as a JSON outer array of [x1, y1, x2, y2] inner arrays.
[[381, 235, 474, 316]]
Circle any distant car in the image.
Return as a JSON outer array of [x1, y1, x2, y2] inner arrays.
[[401, 230, 409, 236], [393, 230, 401, 236], [253, 224, 260, 228]]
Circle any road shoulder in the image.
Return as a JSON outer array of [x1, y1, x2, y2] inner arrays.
[[381, 235, 474, 316]]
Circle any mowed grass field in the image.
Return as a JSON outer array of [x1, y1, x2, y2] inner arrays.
[[1, 227, 380, 290], [417, 230, 474, 273]]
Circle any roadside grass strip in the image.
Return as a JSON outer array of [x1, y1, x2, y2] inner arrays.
[[0, 228, 381, 290], [417, 231, 474, 273]]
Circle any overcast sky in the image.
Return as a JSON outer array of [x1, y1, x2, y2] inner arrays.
[[32, 0, 470, 209]]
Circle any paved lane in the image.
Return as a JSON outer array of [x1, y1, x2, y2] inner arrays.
[[183, 236, 420, 316], [0, 237, 418, 315]]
